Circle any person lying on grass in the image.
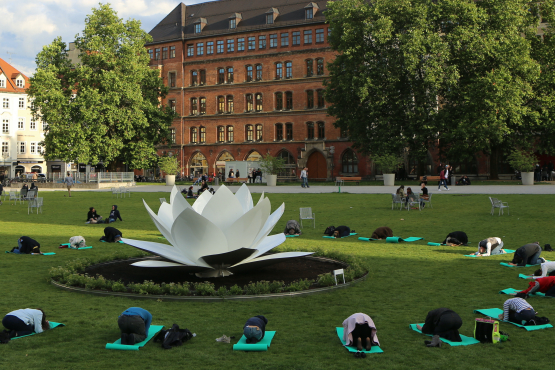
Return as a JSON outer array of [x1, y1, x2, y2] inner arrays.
[[442, 231, 468, 246], [118, 307, 152, 345], [370, 226, 393, 240], [243, 315, 267, 344], [522, 261, 555, 279], [11, 236, 43, 254], [507, 242, 543, 266], [416, 308, 463, 347], [334, 226, 351, 238], [342, 313, 379, 353], [283, 220, 302, 236], [473, 237, 505, 256], [2, 308, 49, 338], [513, 276, 555, 297], [498, 297, 536, 324]]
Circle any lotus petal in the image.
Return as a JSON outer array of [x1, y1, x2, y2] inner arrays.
[[200, 248, 256, 267], [142, 200, 177, 246], [257, 192, 265, 205], [229, 252, 314, 273], [157, 201, 175, 229], [223, 196, 271, 252], [170, 185, 192, 216], [200, 185, 245, 232], [241, 233, 287, 262], [234, 184, 254, 213], [249, 203, 285, 251], [122, 238, 199, 266], [131, 260, 188, 267], [191, 188, 213, 214]]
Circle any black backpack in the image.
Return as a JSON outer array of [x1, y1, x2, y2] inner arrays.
[[154, 324, 194, 349], [324, 226, 335, 236], [525, 316, 550, 326]]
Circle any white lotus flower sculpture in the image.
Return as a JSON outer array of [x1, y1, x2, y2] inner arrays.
[[122, 184, 313, 277]]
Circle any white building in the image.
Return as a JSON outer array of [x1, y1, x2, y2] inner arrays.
[[0, 57, 46, 178]]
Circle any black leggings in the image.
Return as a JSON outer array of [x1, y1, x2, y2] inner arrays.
[[349, 324, 373, 348], [2, 315, 34, 337]]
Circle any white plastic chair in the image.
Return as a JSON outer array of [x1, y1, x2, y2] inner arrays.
[[299, 207, 315, 228], [421, 193, 433, 208], [391, 193, 403, 210], [28, 197, 43, 214], [490, 197, 509, 216], [120, 186, 131, 198], [24, 190, 36, 202], [9, 191, 20, 205], [334, 269, 345, 285], [407, 194, 421, 211], [111, 187, 121, 198]]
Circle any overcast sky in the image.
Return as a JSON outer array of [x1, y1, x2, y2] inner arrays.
[[0, 0, 205, 76]]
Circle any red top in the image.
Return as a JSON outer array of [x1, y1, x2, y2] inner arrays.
[[439, 170, 446, 180], [519, 276, 555, 295]]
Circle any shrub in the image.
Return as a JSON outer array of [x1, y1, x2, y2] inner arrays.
[[167, 282, 190, 296], [194, 281, 216, 296], [111, 281, 127, 292], [244, 281, 272, 295], [285, 279, 313, 292], [216, 286, 230, 297], [269, 280, 284, 293], [229, 284, 243, 295], [317, 273, 335, 287]]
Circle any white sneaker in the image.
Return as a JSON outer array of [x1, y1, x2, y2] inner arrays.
[[445, 188, 450, 190], [438, 189, 442, 191]]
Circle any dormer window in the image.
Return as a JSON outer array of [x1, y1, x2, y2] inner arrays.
[[304, 2, 319, 20], [16, 79, 24, 88], [0, 78, 4, 88], [195, 23, 201, 33], [265, 8, 279, 24], [306, 8, 313, 19], [266, 14, 274, 24], [229, 13, 242, 29], [194, 18, 207, 34], [230, 18, 236, 29]]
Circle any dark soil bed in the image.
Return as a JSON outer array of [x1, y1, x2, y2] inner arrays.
[[85, 257, 346, 289]]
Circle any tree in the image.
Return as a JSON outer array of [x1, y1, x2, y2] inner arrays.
[[325, 0, 455, 171], [28, 4, 175, 169]]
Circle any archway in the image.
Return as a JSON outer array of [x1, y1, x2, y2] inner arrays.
[[15, 165, 25, 176], [31, 165, 42, 173], [215, 151, 234, 179], [245, 150, 262, 161], [190, 152, 208, 177], [306, 151, 327, 179]]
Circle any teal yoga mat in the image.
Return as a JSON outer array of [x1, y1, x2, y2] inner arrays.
[[386, 237, 424, 243], [465, 249, 516, 258], [5, 251, 55, 255], [427, 242, 443, 246], [100, 240, 124, 243], [474, 308, 553, 331], [105, 325, 164, 351], [11, 322, 65, 339], [286, 234, 300, 238], [358, 237, 380, 241], [233, 331, 276, 351], [500, 262, 538, 268], [335, 327, 383, 354], [61, 243, 93, 250], [323, 233, 358, 239], [519, 274, 533, 279], [409, 324, 480, 346], [499, 288, 549, 297]]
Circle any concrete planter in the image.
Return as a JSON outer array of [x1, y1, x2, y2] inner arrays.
[[521, 172, 534, 185], [165, 175, 176, 186], [266, 174, 277, 186], [383, 173, 395, 186]]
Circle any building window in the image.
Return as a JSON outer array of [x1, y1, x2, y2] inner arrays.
[[227, 39, 234, 52], [169, 72, 176, 88], [199, 69, 206, 85], [42, 121, 48, 131], [16, 80, 23, 88], [3, 98, 9, 109], [162, 47, 168, 59], [266, 14, 274, 24], [317, 122, 325, 138], [307, 90, 314, 109], [306, 8, 313, 19], [238, 38, 245, 51], [246, 65, 253, 82], [292, 31, 300, 46], [256, 64, 263, 81], [200, 97, 206, 114], [217, 96, 225, 114], [19, 98, 25, 109], [316, 28, 324, 43], [155, 48, 160, 59], [285, 91, 293, 110], [342, 150, 359, 173], [192, 70, 199, 87], [1, 142, 8, 154], [275, 92, 283, 110], [276, 123, 283, 141], [227, 126, 234, 142], [317, 58, 324, 75], [170, 128, 176, 143], [286, 123, 293, 140], [275, 62, 283, 79], [281, 33, 289, 47], [191, 127, 198, 143], [169, 99, 176, 111], [218, 68, 225, 84], [255, 93, 263, 112], [218, 126, 225, 142], [259, 35, 266, 49], [170, 46, 176, 58], [217, 40, 224, 54], [197, 43, 204, 56], [246, 125, 253, 141], [256, 124, 263, 141], [207, 42, 213, 55], [285, 61, 292, 78], [307, 122, 314, 139], [195, 23, 202, 33], [230, 18, 237, 29], [18, 141, 26, 154], [30, 142, 36, 154], [270, 34, 278, 48], [246, 94, 253, 112], [148, 49, 153, 59], [200, 127, 206, 143], [227, 67, 234, 83], [248, 37, 255, 50], [317, 89, 325, 108], [29, 119, 36, 130], [18, 118, 24, 130], [187, 45, 194, 57], [306, 59, 313, 77], [226, 95, 234, 113], [304, 30, 313, 44], [191, 98, 198, 115]]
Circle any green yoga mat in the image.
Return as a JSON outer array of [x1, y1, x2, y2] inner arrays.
[[500, 262, 539, 268], [519, 274, 534, 279], [11, 322, 65, 339], [100, 240, 124, 243], [61, 243, 93, 250], [5, 251, 56, 255], [427, 242, 443, 246], [465, 249, 516, 258], [499, 288, 549, 297], [385, 237, 424, 243], [323, 233, 358, 239], [409, 324, 480, 346], [474, 308, 553, 331], [358, 237, 380, 241], [233, 331, 276, 351], [105, 325, 164, 351], [286, 234, 300, 238], [335, 327, 383, 354]]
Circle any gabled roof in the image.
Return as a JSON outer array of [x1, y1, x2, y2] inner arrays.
[[148, 3, 187, 43], [0, 57, 29, 93]]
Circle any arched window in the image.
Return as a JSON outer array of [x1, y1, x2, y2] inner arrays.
[[199, 69, 206, 85], [275, 62, 283, 79], [199, 127, 206, 143], [317, 89, 325, 108], [226, 126, 234, 142], [31, 165, 42, 173], [342, 150, 359, 173], [285, 122, 293, 140], [226, 95, 234, 113], [217, 68, 225, 84], [199, 97, 206, 114], [285, 91, 293, 110], [256, 64, 263, 81], [190, 127, 198, 143], [191, 98, 198, 115], [246, 65, 253, 82], [246, 94, 253, 112], [191, 70, 198, 86], [255, 93, 263, 112], [306, 90, 314, 109], [216, 151, 234, 178], [190, 152, 208, 176], [285, 61, 292, 78], [316, 58, 324, 75], [246, 150, 262, 161], [217, 96, 225, 114], [227, 67, 234, 83], [277, 150, 296, 178], [307, 122, 314, 139], [317, 121, 325, 139], [306, 59, 313, 77], [246, 124, 254, 141], [255, 124, 263, 141], [275, 123, 283, 141], [275, 92, 283, 110], [217, 126, 225, 143]]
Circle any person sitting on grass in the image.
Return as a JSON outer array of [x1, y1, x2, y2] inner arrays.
[[508, 242, 543, 266], [86, 207, 102, 224], [442, 231, 468, 246], [498, 297, 536, 324], [283, 220, 302, 236], [2, 308, 49, 338], [514, 276, 555, 297], [183, 186, 197, 199], [370, 226, 393, 240], [107, 205, 122, 223], [343, 313, 379, 355], [118, 307, 152, 345], [243, 315, 267, 344], [416, 308, 462, 347], [197, 180, 208, 195], [334, 226, 352, 238], [523, 261, 555, 279], [11, 236, 42, 254], [474, 237, 505, 256], [100, 227, 123, 243]]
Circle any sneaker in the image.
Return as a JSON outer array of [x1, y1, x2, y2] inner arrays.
[[445, 188, 450, 190], [437, 189, 441, 191], [360, 352, 366, 358], [539, 257, 546, 264]]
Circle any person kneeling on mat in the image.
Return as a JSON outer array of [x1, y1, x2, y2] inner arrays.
[[243, 315, 267, 344], [118, 307, 152, 345], [11, 236, 42, 254], [525, 261, 555, 279], [474, 237, 505, 256], [515, 276, 555, 297], [371, 226, 393, 240], [2, 308, 49, 338], [283, 220, 302, 236], [416, 308, 463, 347], [334, 226, 351, 238], [100, 227, 123, 243], [499, 297, 536, 324], [442, 231, 468, 246], [343, 313, 379, 355], [508, 242, 543, 266]]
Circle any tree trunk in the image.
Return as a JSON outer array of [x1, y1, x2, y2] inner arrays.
[[489, 147, 499, 180]]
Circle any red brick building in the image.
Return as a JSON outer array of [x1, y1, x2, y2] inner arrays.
[[146, 0, 368, 181]]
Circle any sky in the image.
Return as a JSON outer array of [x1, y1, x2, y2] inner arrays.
[[0, 0, 205, 76]]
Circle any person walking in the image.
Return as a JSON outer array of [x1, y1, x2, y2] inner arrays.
[[64, 172, 74, 197], [438, 165, 449, 191], [300, 167, 309, 188]]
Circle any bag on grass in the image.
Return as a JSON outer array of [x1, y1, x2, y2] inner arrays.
[[525, 316, 550, 326], [154, 324, 194, 349], [474, 318, 500, 343]]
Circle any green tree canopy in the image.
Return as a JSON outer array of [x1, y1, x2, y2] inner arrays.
[[28, 4, 175, 169]]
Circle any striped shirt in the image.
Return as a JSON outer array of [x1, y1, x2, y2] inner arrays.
[[503, 298, 534, 321]]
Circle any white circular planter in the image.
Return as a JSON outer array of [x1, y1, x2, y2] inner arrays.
[[383, 173, 395, 186], [266, 174, 277, 186], [165, 175, 176, 186], [521, 172, 534, 185]]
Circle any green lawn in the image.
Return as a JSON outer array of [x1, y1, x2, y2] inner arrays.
[[0, 191, 553, 369]]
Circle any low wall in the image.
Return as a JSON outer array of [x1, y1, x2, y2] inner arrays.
[[6, 182, 135, 190]]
